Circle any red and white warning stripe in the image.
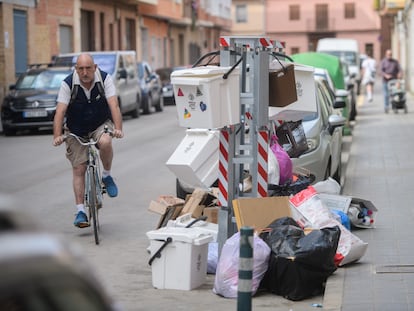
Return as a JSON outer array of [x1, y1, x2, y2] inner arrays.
[[218, 129, 229, 206], [257, 130, 268, 197]]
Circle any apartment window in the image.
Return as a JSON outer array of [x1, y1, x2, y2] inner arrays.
[[315, 4, 328, 30], [125, 18, 136, 50], [289, 5, 300, 20], [235, 4, 247, 23], [291, 47, 300, 54], [344, 3, 355, 19]]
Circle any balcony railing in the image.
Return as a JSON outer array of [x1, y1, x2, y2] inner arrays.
[[306, 18, 336, 32]]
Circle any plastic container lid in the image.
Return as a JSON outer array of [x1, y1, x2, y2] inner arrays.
[[146, 227, 214, 245], [171, 66, 236, 79]]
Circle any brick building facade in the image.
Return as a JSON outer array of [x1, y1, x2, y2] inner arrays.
[[0, 0, 232, 107]]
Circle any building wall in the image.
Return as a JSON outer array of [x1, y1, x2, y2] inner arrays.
[[231, 0, 265, 35], [265, 0, 381, 60]]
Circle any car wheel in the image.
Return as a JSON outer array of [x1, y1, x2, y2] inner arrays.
[[155, 95, 164, 112], [130, 95, 141, 119], [142, 95, 152, 115]]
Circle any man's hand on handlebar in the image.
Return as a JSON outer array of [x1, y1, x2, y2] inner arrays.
[[112, 129, 124, 139], [53, 135, 64, 146]]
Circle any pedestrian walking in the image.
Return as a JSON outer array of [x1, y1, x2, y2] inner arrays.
[[361, 50, 377, 103], [53, 53, 124, 228], [380, 49, 403, 113]]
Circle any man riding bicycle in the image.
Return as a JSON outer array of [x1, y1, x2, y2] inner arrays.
[[53, 53, 124, 228]]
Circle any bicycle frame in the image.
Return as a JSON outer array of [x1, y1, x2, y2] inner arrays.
[[66, 127, 111, 245]]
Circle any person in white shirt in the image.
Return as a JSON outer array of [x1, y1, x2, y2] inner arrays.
[[361, 50, 377, 103]]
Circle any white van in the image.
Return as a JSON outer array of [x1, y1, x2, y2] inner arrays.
[[53, 51, 142, 118], [316, 38, 361, 91]]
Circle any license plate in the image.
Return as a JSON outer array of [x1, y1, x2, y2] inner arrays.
[[23, 110, 48, 118]]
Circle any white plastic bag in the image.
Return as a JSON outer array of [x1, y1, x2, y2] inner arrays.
[[213, 232, 271, 298], [290, 186, 368, 266], [268, 146, 280, 185], [313, 177, 341, 195]]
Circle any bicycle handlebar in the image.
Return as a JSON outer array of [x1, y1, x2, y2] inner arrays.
[[63, 125, 113, 146]]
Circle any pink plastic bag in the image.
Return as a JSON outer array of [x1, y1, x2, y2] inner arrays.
[[270, 134, 293, 185]]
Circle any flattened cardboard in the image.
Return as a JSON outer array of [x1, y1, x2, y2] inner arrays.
[[203, 206, 219, 224], [232, 196, 310, 232]]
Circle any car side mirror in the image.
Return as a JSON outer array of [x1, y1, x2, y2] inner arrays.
[[334, 97, 346, 109], [328, 114, 346, 135]]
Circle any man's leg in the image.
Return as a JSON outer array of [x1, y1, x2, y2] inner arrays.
[[383, 81, 390, 113], [73, 163, 89, 227], [99, 133, 118, 197]]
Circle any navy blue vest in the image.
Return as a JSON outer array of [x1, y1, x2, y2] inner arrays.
[[64, 70, 111, 136]]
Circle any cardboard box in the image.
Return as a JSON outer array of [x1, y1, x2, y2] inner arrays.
[[269, 62, 297, 107], [232, 196, 311, 232], [171, 66, 240, 129], [202, 206, 219, 224], [181, 188, 207, 218], [148, 196, 185, 229]]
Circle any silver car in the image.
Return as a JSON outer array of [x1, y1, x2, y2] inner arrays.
[[291, 75, 346, 184]]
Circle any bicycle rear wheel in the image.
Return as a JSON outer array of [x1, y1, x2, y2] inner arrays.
[[87, 166, 100, 245]]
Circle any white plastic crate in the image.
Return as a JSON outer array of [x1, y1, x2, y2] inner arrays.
[[171, 66, 240, 129], [269, 63, 317, 121], [146, 227, 213, 290], [166, 129, 219, 189]]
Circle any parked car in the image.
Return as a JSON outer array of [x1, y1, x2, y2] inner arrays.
[[290, 75, 346, 184], [0, 200, 122, 311], [53, 51, 142, 118], [156, 66, 190, 105], [137, 61, 163, 114], [1, 65, 72, 136]]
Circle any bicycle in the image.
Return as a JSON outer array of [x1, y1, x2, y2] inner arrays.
[[65, 126, 112, 245]]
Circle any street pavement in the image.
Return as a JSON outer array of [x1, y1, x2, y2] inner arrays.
[[324, 79, 414, 311]]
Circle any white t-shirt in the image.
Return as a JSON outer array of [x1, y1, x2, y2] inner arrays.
[[57, 69, 116, 105], [361, 57, 377, 84]]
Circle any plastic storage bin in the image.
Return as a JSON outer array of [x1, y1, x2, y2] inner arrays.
[[147, 227, 214, 290], [166, 129, 219, 189], [269, 63, 317, 121], [171, 66, 240, 129]]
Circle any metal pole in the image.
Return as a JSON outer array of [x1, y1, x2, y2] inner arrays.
[[237, 227, 253, 311]]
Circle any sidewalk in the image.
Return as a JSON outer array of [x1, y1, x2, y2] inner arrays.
[[324, 83, 414, 310]]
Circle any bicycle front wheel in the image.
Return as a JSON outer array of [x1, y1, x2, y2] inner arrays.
[[87, 166, 100, 245]]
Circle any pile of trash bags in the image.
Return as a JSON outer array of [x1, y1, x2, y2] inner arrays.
[[212, 177, 375, 301]]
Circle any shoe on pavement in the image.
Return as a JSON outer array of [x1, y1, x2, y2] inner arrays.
[[102, 175, 118, 197], [74, 211, 90, 228]]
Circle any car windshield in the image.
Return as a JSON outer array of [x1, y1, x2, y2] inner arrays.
[[322, 51, 357, 66], [16, 71, 69, 90], [90, 54, 116, 75]]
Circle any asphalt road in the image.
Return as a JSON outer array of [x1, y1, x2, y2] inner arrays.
[[0, 105, 326, 310]]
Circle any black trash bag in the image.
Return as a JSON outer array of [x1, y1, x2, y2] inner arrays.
[[268, 174, 315, 197], [259, 217, 341, 301]]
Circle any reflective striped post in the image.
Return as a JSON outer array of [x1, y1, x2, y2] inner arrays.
[[237, 226, 254, 311]]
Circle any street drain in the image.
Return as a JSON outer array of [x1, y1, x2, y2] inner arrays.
[[375, 264, 414, 274]]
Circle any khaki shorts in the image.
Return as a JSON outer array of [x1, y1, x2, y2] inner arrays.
[[65, 120, 114, 167]]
